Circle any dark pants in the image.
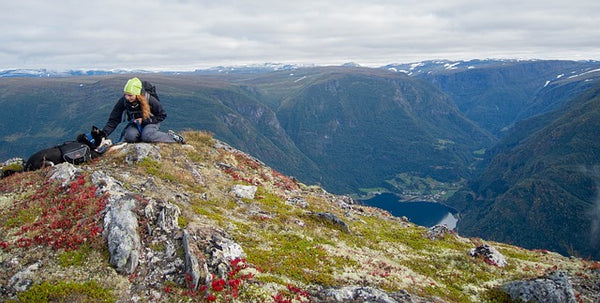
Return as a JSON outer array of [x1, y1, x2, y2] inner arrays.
[[124, 123, 175, 143]]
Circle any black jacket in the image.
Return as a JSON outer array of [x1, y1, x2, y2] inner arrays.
[[102, 95, 167, 136]]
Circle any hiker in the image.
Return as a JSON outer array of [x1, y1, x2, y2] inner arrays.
[[102, 77, 185, 144]]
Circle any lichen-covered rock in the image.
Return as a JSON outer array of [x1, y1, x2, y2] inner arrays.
[[122, 143, 161, 164], [155, 200, 181, 233], [308, 211, 351, 233], [184, 223, 246, 280], [232, 184, 257, 199], [286, 196, 309, 208], [91, 170, 125, 196], [182, 230, 209, 290], [8, 262, 40, 292], [426, 224, 455, 240], [103, 194, 141, 274], [1, 158, 24, 177], [502, 271, 577, 303], [468, 244, 507, 267], [49, 162, 81, 186], [317, 286, 398, 303]]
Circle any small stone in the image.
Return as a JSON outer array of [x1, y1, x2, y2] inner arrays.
[[232, 185, 257, 199]]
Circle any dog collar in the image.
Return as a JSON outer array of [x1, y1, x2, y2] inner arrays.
[[85, 133, 96, 145]]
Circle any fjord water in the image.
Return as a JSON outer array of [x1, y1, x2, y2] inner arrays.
[[360, 193, 458, 228]]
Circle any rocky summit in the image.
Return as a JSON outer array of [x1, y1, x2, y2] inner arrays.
[[1, 131, 599, 302]]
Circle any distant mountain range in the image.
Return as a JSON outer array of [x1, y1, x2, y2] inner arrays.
[[0, 63, 304, 78], [2, 59, 600, 259]]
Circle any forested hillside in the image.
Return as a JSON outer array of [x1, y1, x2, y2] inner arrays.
[[448, 82, 600, 259]]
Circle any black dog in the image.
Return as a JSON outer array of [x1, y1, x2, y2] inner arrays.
[[24, 126, 111, 171]]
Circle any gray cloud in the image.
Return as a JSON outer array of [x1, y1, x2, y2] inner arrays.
[[1, 0, 598, 70]]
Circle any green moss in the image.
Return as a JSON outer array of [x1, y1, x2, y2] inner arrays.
[[498, 246, 541, 263], [1, 163, 23, 174], [349, 216, 429, 251], [4, 207, 41, 228], [191, 203, 211, 216], [13, 280, 115, 303], [403, 252, 504, 302], [149, 241, 166, 252], [480, 287, 513, 303], [177, 215, 189, 228], [254, 274, 288, 285], [139, 158, 175, 181], [192, 200, 230, 221], [246, 232, 350, 286], [254, 187, 287, 212], [423, 284, 471, 303], [191, 199, 230, 224], [58, 245, 92, 267]]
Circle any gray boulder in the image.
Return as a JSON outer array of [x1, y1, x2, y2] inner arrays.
[[122, 143, 161, 164], [308, 211, 351, 233], [49, 162, 81, 186], [232, 184, 257, 199], [468, 244, 507, 267], [502, 271, 576, 303], [103, 194, 141, 274]]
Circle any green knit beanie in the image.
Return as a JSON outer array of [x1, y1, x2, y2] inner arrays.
[[124, 77, 142, 95]]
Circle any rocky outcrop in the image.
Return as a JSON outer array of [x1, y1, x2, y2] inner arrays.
[[307, 211, 351, 233], [502, 271, 577, 303], [123, 143, 161, 164], [49, 162, 82, 186], [468, 244, 507, 267], [95, 143, 248, 289], [103, 194, 141, 274], [316, 286, 442, 303], [425, 224, 455, 240]]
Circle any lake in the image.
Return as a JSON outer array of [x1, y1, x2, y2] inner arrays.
[[359, 193, 458, 229]]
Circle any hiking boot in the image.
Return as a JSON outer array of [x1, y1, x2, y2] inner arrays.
[[168, 130, 186, 144]]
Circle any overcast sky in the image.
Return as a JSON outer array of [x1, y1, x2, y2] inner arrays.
[[1, 0, 598, 70]]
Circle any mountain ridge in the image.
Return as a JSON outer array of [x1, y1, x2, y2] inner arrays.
[[5, 59, 598, 78], [1, 132, 599, 302]]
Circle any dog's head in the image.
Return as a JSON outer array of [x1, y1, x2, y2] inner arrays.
[[78, 126, 110, 149]]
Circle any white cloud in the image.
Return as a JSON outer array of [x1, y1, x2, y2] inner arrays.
[[1, 0, 599, 70]]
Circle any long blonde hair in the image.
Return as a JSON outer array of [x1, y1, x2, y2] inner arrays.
[[136, 94, 151, 119]]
